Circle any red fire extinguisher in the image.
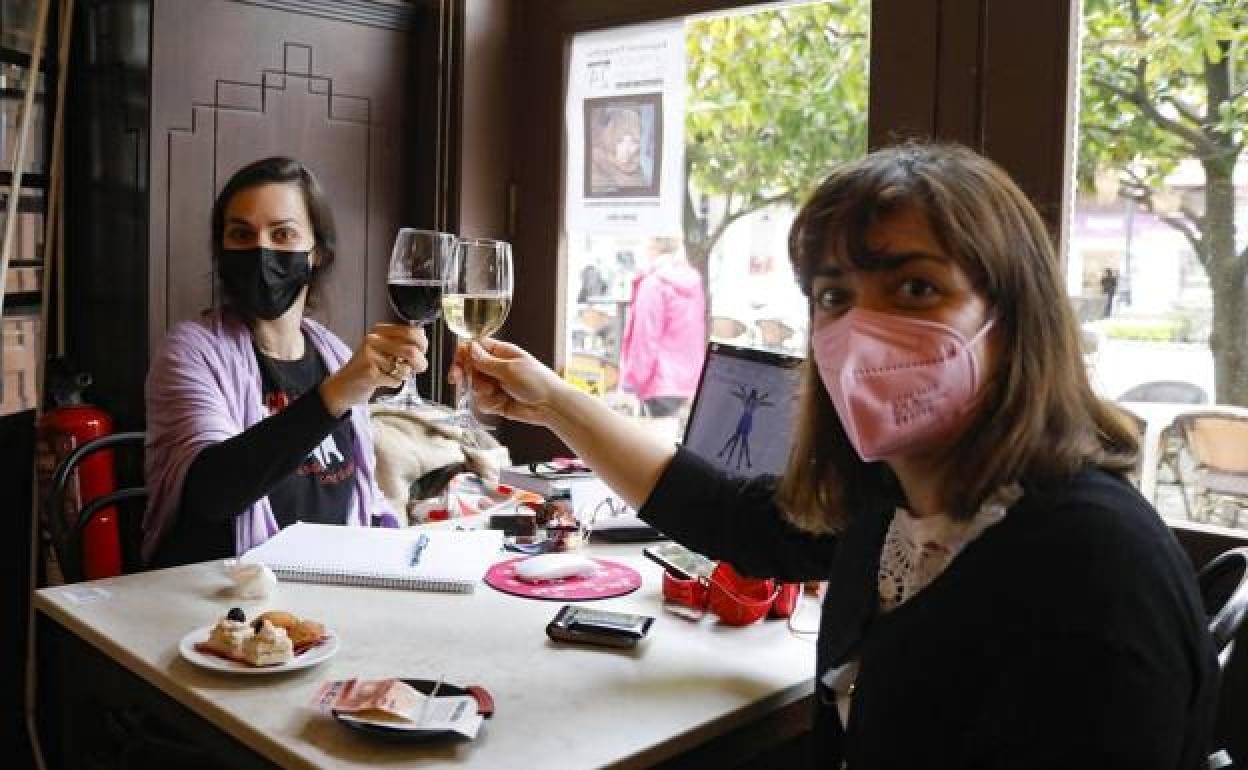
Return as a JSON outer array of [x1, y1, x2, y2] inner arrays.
[[35, 366, 123, 581]]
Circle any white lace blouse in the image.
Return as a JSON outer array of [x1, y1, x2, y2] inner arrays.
[[822, 483, 1023, 727]]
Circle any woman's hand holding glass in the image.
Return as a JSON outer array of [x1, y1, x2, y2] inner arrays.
[[451, 335, 676, 511], [449, 337, 571, 427], [319, 323, 428, 418], [441, 237, 514, 428]]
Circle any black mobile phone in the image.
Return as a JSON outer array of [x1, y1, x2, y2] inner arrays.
[[546, 605, 654, 648], [643, 542, 715, 581]]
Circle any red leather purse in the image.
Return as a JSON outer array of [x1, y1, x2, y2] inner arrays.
[[662, 561, 800, 626]]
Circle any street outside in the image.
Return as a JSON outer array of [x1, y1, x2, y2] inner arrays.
[[1088, 338, 1215, 405]]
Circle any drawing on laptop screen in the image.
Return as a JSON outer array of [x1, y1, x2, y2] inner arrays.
[[681, 342, 803, 478]]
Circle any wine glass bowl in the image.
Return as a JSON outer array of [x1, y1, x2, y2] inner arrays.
[[387, 278, 443, 325], [384, 228, 457, 407], [442, 292, 511, 340], [441, 237, 514, 427]]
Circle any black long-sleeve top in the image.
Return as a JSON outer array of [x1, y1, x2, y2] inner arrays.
[[639, 448, 1218, 769], [150, 344, 356, 567]]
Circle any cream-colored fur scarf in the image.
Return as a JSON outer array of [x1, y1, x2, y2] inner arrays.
[[368, 403, 511, 523]]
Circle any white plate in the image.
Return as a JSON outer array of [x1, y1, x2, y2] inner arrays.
[[178, 625, 339, 674]]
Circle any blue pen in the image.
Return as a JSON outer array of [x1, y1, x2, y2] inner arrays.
[[410, 533, 430, 566]]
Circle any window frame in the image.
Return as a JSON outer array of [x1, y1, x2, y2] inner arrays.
[[489, 0, 1077, 458], [458, 0, 1244, 550]]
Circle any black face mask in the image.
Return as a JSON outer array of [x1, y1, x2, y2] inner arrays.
[[218, 247, 313, 321]]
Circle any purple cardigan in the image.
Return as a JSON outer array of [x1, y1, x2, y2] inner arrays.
[[142, 312, 394, 563]]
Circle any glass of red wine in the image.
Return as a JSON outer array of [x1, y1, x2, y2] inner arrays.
[[384, 228, 457, 407]]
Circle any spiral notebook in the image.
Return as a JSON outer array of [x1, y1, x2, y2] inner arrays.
[[239, 522, 504, 593]]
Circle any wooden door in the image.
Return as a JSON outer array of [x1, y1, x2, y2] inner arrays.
[[148, 0, 414, 352]]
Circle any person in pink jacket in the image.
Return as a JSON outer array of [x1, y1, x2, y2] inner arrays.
[[619, 237, 707, 417]]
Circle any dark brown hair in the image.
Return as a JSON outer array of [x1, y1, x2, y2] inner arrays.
[[777, 142, 1138, 534], [211, 156, 337, 315]]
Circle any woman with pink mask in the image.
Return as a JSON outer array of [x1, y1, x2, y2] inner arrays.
[[451, 143, 1216, 768]]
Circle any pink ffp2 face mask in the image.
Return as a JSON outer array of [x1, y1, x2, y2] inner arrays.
[[811, 307, 995, 462]]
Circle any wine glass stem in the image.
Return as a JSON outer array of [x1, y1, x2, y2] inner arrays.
[[401, 321, 424, 406], [402, 373, 423, 406], [457, 363, 474, 417]]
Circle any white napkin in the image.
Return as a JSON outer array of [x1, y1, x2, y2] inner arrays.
[[224, 559, 278, 599]]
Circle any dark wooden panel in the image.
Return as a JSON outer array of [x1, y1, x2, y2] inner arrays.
[[163, 102, 216, 325], [150, 0, 411, 352], [867, 0, 940, 148], [502, 0, 565, 461], [36, 618, 281, 769], [402, 0, 458, 405], [64, 0, 153, 431], [979, 0, 1076, 238], [211, 73, 373, 336], [408, 0, 457, 233], [459, 0, 510, 242], [0, 410, 35, 761], [934, 0, 983, 145], [229, 0, 416, 30], [65, 0, 418, 429]]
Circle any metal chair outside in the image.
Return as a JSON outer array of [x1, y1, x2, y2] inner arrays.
[[1171, 413, 1248, 529], [1116, 381, 1210, 516]]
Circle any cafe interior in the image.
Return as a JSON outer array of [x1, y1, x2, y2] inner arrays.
[[2, 0, 1247, 768]]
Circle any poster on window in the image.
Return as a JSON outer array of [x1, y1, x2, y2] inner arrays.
[[565, 20, 685, 234]]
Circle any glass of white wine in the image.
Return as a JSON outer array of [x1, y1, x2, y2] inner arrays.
[[441, 237, 513, 429]]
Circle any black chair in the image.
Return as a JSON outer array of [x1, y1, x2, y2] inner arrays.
[[1199, 547, 1248, 768], [1214, 615, 1248, 768], [1202, 547, 1248, 667], [44, 432, 146, 584]]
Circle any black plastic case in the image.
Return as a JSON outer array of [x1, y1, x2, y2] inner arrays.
[[546, 605, 654, 648]]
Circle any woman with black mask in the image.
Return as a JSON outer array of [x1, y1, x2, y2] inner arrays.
[[142, 157, 427, 566]]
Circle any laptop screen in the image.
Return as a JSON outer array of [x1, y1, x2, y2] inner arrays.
[[681, 342, 804, 478]]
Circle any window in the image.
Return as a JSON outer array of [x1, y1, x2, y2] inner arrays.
[[1074, 0, 1248, 530], [560, 1, 870, 439]]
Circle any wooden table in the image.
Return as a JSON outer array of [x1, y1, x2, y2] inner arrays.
[[33, 536, 816, 769]]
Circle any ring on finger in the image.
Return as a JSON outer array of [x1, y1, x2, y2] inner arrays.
[[385, 352, 409, 377]]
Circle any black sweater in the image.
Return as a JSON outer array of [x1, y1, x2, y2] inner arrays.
[[640, 449, 1218, 770], [150, 388, 343, 566]]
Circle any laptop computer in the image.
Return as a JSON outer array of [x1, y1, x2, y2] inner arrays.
[[681, 341, 805, 478], [590, 341, 804, 541]]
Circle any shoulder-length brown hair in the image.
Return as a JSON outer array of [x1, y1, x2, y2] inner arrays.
[[777, 142, 1138, 534], [211, 156, 337, 316]]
